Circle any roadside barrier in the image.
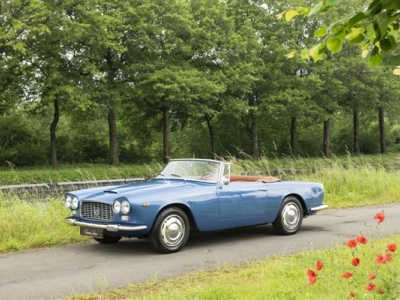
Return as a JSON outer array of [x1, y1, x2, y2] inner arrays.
[[0, 178, 146, 199]]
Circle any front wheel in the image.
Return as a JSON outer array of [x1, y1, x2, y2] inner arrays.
[[149, 207, 190, 254], [93, 234, 122, 244], [273, 196, 303, 235]]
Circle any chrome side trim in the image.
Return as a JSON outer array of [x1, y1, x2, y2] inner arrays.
[[310, 204, 328, 212], [65, 218, 147, 232]]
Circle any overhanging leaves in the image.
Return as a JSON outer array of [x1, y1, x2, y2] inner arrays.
[[326, 38, 342, 54]]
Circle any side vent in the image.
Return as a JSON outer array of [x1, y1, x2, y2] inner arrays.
[[104, 190, 118, 194]]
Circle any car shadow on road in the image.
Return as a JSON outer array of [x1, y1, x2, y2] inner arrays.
[[80, 223, 327, 255], [81, 224, 277, 254]]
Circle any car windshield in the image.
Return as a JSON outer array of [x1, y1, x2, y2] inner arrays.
[[157, 159, 222, 183]]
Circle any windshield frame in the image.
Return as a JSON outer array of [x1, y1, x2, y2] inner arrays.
[[156, 159, 224, 183]]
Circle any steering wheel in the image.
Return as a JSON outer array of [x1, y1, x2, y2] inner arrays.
[[201, 172, 214, 180]]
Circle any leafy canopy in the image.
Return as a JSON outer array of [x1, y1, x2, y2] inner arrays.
[[281, 0, 400, 74]]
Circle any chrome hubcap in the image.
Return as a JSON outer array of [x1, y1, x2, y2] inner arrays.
[[282, 203, 300, 230], [160, 214, 185, 247]]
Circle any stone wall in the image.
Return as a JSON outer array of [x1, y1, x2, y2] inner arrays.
[[0, 178, 146, 199]]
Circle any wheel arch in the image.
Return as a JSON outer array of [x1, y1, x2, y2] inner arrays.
[[152, 203, 198, 231]]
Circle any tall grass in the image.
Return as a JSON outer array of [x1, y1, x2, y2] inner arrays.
[[0, 164, 153, 185], [0, 194, 87, 252], [231, 155, 400, 209]]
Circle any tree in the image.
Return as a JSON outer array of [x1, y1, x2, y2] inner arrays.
[[125, 0, 229, 163], [0, 0, 107, 169], [373, 66, 400, 153], [186, 0, 231, 159], [61, 1, 130, 166]]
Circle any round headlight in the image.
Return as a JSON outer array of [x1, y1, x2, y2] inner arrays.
[[121, 200, 131, 214], [113, 201, 121, 214], [71, 197, 79, 209], [65, 195, 72, 208]]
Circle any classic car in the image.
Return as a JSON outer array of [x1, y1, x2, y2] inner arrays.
[[65, 158, 327, 253]]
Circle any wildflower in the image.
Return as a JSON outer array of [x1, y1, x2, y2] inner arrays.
[[341, 271, 353, 278], [375, 254, 386, 264], [387, 243, 397, 252], [367, 273, 376, 280], [365, 283, 376, 292], [384, 253, 392, 262], [315, 260, 323, 271], [376, 253, 392, 264], [346, 239, 358, 248], [356, 234, 368, 244], [307, 269, 317, 285], [373, 211, 385, 223], [351, 257, 360, 267], [349, 291, 355, 298]]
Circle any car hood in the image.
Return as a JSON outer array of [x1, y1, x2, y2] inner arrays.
[[69, 179, 203, 203]]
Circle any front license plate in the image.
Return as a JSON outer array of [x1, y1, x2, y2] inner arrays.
[[80, 227, 104, 239]]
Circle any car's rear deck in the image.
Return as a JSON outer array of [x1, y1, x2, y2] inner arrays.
[[230, 174, 280, 183]]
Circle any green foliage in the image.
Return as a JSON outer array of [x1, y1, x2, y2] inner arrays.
[[288, 0, 400, 73], [2, 0, 400, 165], [0, 112, 48, 166]]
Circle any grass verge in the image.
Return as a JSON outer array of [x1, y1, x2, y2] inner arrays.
[[68, 234, 400, 300], [0, 195, 87, 252]]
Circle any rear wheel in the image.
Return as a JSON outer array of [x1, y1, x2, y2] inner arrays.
[[93, 234, 122, 244], [273, 196, 303, 235], [149, 207, 190, 254]]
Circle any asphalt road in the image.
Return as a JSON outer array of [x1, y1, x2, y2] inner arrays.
[[1, 204, 400, 300]]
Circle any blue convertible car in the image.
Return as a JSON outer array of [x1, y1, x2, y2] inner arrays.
[[65, 158, 327, 253]]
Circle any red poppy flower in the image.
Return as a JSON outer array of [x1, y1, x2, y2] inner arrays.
[[365, 283, 376, 292], [346, 239, 358, 248], [351, 257, 360, 267], [356, 234, 368, 244], [341, 271, 353, 278], [375, 254, 386, 264], [373, 212, 385, 223], [387, 243, 397, 252], [315, 260, 323, 271], [385, 253, 392, 262], [367, 273, 376, 280], [350, 291, 355, 298], [307, 269, 317, 284]]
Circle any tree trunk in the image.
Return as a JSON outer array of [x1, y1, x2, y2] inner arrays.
[[248, 96, 259, 157], [290, 116, 297, 157], [353, 110, 360, 154], [50, 99, 59, 170], [251, 126, 259, 157], [323, 119, 330, 157], [378, 106, 387, 154], [204, 114, 216, 159], [108, 107, 119, 165], [162, 103, 170, 163]]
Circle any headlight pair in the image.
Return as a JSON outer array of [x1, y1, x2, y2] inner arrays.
[[113, 200, 131, 214], [65, 195, 79, 209]]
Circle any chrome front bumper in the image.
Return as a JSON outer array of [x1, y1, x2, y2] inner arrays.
[[310, 204, 328, 212], [65, 218, 148, 232]]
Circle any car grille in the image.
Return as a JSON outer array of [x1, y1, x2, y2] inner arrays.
[[81, 202, 114, 221]]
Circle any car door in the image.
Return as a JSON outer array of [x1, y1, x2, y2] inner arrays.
[[217, 182, 268, 226]]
